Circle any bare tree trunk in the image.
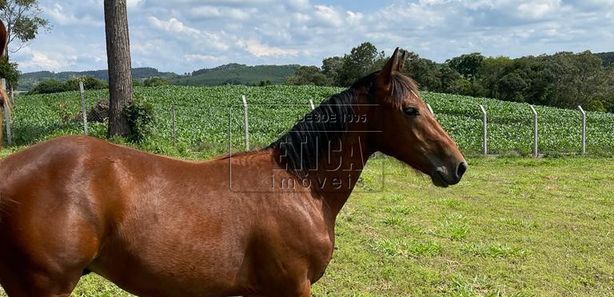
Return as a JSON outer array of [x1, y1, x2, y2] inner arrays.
[[104, 0, 133, 138]]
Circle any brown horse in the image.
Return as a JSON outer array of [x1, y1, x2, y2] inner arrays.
[[0, 20, 9, 148], [0, 49, 467, 297]]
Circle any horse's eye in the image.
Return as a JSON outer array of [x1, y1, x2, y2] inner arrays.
[[403, 107, 420, 116]]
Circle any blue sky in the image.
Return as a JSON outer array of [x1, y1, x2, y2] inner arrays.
[[11, 0, 614, 73]]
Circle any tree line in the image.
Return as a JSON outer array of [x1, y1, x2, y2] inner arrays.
[[27, 76, 172, 94], [287, 42, 614, 112]]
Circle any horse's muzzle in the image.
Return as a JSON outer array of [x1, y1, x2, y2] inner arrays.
[[431, 161, 468, 187]]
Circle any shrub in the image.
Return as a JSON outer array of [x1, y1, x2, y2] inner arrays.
[[0, 57, 20, 89], [65, 76, 107, 91], [28, 79, 68, 94], [123, 95, 154, 143], [30, 77, 107, 94], [143, 77, 170, 87]]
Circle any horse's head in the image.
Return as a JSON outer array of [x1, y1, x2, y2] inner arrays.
[[365, 48, 467, 187]]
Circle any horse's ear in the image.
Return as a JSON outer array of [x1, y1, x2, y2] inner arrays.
[[397, 50, 407, 72], [378, 48, 404, 88], [379, 48, 399, 83]]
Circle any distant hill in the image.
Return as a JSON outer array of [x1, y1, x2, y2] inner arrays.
[[595, 52, 614, 67], [18, 67, 178, 91], [18, 64, 301, 91], [172, 63, 300, 86]]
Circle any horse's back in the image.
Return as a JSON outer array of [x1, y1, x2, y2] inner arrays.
[[0, 135, 182, 238], [0, 135, 100, 204]]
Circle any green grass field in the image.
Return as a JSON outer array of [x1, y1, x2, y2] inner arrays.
[[1, 86, 614, 296], [1, 157, 612, 296]]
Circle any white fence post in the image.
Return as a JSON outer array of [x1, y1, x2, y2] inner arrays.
[[79, 81, 88, 135], [309, 99, 315, 110], [479, 105, 488, 156], [2, 79, 11, 146], [529, 105, 538, 157], [242, 95, 250, 151], [426, 103, 434, 115], [578, 105, 586, 155]]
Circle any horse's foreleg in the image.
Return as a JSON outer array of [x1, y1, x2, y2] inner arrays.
[[0, 266, 81, 297], [295, 281, 311, 297], [0, 197, 101, 297], [271, 280, 312, 297]]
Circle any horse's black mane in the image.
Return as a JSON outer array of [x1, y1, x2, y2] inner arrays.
[[269, 72, 418, 177]]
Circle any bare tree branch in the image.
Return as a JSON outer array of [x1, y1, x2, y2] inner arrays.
[[0, 0, 49, 58]]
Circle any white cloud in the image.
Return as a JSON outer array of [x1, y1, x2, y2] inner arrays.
[[127, 0, 143, 8], [43, 3, 103, 27], [189, 6, 252, 20], [517, 0, 562, 19], [185, 54, 223, 62], [346, 11, 364, 25], [313, 5, 344, 27], [17, 49, 72, 71], [287, 0, 310, 10], [148, 17, 200, 36], [239, 39, 300, 57], [191, 6, 222, 17], [29, 52, 64, 70]]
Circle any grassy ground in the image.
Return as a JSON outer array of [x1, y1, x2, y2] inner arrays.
[[1, 156, 612, 296]]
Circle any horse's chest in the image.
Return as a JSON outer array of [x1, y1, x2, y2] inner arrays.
[[257, 220, 335, 283]]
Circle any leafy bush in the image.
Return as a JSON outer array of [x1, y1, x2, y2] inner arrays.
[[65, 77, 107, 91], [0, 57, 20, 89], [123, 95, 154, 143], [30, 77, 107, 94], [28, 79, 68, 94], [143, 77, 170, 87], [287, 66, 330, 86]]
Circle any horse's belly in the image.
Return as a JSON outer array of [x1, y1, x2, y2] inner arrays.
[[91, 204, 255, 296]]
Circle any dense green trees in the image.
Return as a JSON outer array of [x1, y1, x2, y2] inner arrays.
[[28, 76, 107, 94], [0, 56, 19, 88], [337, 42, 385, 86], [143, 77, 170, 87], [289, 43, 614, 112], [596, 52, 614, 68], [293, 42, 385, 87], [287, 66, 329, 86], [448, 53, 485, 81]]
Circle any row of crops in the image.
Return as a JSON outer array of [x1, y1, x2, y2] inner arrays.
[[9, 85, 614, 158]]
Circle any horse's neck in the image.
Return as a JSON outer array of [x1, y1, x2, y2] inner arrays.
[[307, 94, 374, 219], [309, 129, 372, 218]]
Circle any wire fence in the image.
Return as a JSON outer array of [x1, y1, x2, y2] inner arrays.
[[3, 86, 614, 157]]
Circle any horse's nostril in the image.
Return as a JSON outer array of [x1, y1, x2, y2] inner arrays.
[[456, 162, 468, 179]]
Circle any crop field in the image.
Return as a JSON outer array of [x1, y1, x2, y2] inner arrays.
[[8, 85, 614, 158], [1, 86, 614, 296]]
